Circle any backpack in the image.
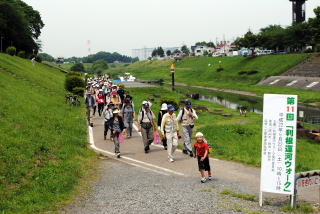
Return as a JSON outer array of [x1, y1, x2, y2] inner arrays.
[[180, 108, 193, 122]]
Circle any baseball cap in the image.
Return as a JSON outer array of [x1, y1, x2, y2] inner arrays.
[[185, 100, 192, 107]]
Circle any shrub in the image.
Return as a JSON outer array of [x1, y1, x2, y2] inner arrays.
[[316, 44, 320, 52], [17, 51, 26, 58], [160, 97, 179, 110], [65, 76, 85, 92], [6, 46, 16, 56], [72, 87, 85, 96], [304, 48, 313, 53], [216, 67, 224, 72], [35, 55, 42, 63], [71, 63, 85, 72]]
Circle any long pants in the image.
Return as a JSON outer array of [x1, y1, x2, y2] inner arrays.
[[86, 107, 93, 124], [141, 127, 153, 150], [125, 121, 133, 137], [98, 103, 104, 116], [104, 121, 110, 137], [112, 133, 120, 154], [93, 105, 97, 116], [166, 132, 178, 159], [182, 125, 193, 152]]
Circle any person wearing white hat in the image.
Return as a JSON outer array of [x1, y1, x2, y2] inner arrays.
[[161, 105, 180, 162], [193, 132, 212, 183], [157, 103, 168, 150], [108, 109, 126, 158], [96, 89, 105, 117]]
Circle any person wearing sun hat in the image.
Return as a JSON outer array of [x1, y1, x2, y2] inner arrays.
[[158, 103, 168, 150], [109, 109, 126, 158], [177, 100, 198, 157], [138, 101, 156, 153], [161, 105, 180, 162]]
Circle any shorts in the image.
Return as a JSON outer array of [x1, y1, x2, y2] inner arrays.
[[197, 156, 211, 171]]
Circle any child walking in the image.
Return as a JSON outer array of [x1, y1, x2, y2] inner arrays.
[[193, 132, 212, 183]]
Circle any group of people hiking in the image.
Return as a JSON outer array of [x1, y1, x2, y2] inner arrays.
[[84, 76, 212, 183]]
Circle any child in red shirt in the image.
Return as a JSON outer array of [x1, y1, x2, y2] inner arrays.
[[193, 132, 212, 183]]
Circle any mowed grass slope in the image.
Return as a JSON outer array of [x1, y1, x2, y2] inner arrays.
[[125, 54, 320, 103], [127, 87, 320, 172], [0, 54, 95, 213]]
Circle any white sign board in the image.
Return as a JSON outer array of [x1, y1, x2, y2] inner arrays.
[[260, 94, 298, 195], [296, 176, 320, 189]]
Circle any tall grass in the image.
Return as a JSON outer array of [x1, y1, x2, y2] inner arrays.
[[0, 54, 95, 213]]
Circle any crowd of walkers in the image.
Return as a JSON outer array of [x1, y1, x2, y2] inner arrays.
[[84, 76, 212, 183]]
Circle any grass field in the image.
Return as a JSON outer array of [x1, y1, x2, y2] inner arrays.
[[0, 54, 95, 214], [126, 86, 320, 172], [122, 54, 320, 103]]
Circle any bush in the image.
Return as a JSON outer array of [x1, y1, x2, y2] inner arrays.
[[316, 44, 320, 52], [71, 63, 85, 72], [160, 97, 179, 110], [304, 48, 313, 53], [65, 76, 85, 92], [35, 55, 42, 63], [72, 87, 85, 96], [216, 67, 224, 72], [6, 46, 16, 56], [17, 51, 26, 58]]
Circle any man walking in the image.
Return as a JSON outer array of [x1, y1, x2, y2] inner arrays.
[[177, 100, 198, 157], [137, 102, 156, 153], [85, 92, 95, 127]]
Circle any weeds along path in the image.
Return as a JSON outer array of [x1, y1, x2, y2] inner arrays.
[[63, 82, 318, 213]]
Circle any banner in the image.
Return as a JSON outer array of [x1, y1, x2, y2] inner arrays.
[[260, 94, 298, 194]]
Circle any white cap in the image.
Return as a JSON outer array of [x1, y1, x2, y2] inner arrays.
[[113, 109, 120, 114], [99, 89, 103, 92], [161, 103, 168, 110], [142, 101, 152, 107], [195, 132, 204, 137]]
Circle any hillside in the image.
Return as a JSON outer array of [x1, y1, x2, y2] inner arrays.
[[123, 54, 320, 103], [0, 54, 95, 213]]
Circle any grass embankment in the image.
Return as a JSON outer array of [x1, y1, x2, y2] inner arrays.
[[126, 87, 320, 172], [0, 54, 95, 213], [123, 54, 320, 103]]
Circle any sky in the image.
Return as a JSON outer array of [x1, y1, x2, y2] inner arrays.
[[24, 0, 320, 58]]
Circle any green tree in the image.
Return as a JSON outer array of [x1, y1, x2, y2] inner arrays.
[[91, 60, 109, 76], [166, 50, 172, 57], [308, 7, 320, 50], [70, 63, 85, 72], [157, 47, 165, 57], [151, 49, 157, 57], [38, 53, 55, 62], [181, 45, 190, 56]]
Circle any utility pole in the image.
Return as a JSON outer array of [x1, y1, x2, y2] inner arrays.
[[170, 64, 175, 91]]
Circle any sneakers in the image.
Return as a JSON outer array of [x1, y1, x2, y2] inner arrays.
[[168, 157, 174, 162], [164, 146, 167, 150], [189, 152, 194, 157], [182, 149, 188, 155], [116, 153, 121, 158], [208, 175, 213, 180], [201, 177, 207, 183]]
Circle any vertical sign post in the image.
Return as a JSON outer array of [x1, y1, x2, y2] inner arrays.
[[170, 64, 175, 91], [259, 94, 298, 208]]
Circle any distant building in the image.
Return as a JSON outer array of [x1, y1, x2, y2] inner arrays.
[[191, 45, 215, 56], [132, 47, 180, 60]]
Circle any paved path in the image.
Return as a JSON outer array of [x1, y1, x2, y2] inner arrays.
[[61, 84, 319, 213]]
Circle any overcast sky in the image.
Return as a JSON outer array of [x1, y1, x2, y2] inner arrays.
[[24, 0, 320, 58]]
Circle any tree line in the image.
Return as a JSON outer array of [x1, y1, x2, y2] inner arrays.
[[0, 0, 44, 56], [234, 7, 320, 52]]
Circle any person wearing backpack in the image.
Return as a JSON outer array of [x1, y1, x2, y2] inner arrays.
[[109, 109, 126, 158], [161, 105, 180, 162], [177, 100, 198, 157], [103, 102, 114, 140], [121, 99, 135, 138], [158, 103, 168, 150], [85, 91, 95, 127], [137, 102, 156, 153]]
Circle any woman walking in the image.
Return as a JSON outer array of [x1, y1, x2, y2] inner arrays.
[[158, 103, 168, 150], [121, 99, 135, 138], [109, 109, 126, 158], [161, 105, 180, 162]]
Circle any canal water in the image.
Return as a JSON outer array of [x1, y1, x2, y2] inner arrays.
[[173, 86, 320, 126]]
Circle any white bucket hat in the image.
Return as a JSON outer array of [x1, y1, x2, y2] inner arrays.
[[161, 103, 168, 111], [195, 132, 204, 137], [113, 109, 120, 114]]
